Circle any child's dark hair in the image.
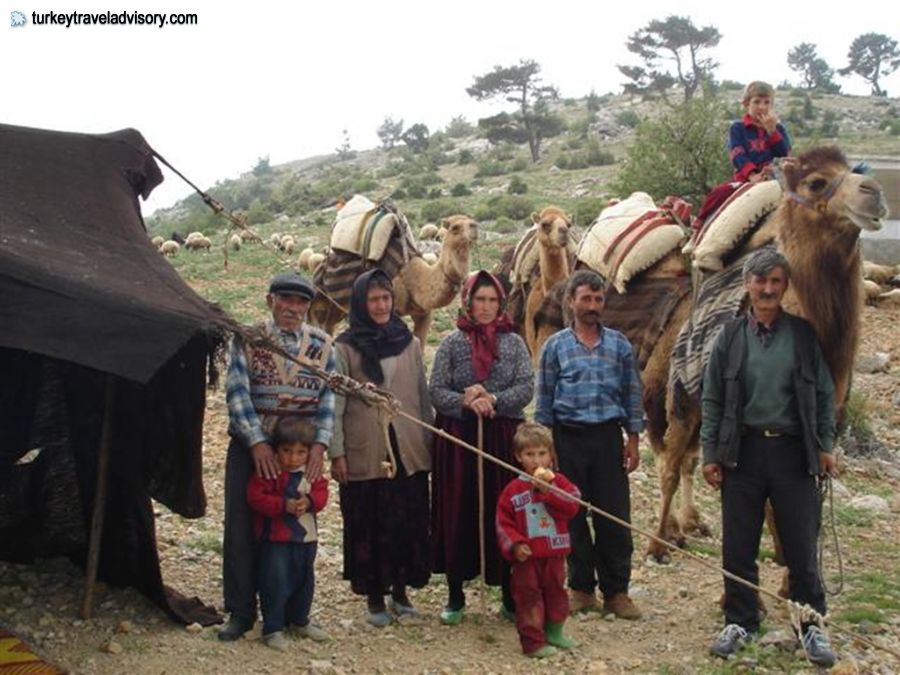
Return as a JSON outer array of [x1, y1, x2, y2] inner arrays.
[[513, 422, 555, 457], [272, 416, 316, 448]]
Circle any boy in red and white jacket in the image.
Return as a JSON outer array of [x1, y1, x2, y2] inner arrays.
[[496, 422, 581, 658], [247, 416, 329, 650]]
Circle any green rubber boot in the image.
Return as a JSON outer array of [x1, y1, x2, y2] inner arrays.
[[545, 622, 576, 649]]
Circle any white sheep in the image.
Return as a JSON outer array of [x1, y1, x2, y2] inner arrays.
[[229, 234, 242, 251], [269, 233, 283, 248], [298, 247, 315, 269], [422, 252, 438, 264], [151, 235, 164, 248], [239, 229, 262, 243], [307, 252, 325, 273], [185, 236, 212, 252], [419, 223, 440, 240], [281, 235, 296, 255], [185, 231, 204, 244], [863, 279, 882, 304], [877, 288, 900, 306], [160, 240, 180, 257], [862, 260, 896, 286]]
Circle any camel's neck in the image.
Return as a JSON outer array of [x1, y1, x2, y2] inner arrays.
[[777, 207, 862, 404], [406, 249, 467, 309], [538, 243, 569, 293]]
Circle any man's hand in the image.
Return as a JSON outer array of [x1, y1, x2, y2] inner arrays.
[[250, 442, 280, 479], [702, 462, 723, 489], [331, 455, 348, 484], [623, 434, 640, 474], [819, 451, 836, 477], [306, 443, 326, 482], [512, 542, 532, 563]]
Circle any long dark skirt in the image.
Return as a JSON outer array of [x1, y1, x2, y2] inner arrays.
[[340, 455, 431, 596], [431, 413, 520, 586]]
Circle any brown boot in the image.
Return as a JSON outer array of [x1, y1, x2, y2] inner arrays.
[[569, 589, 599, 613], [603, 593, 642, 620]]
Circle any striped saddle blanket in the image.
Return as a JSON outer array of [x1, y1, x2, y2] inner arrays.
[[668, 245, 771, 418]]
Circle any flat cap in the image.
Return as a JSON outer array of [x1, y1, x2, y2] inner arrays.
[[269, 272, 314, 299]]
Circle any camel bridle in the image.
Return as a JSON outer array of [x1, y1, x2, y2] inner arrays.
[[784, 170, 848, 214]]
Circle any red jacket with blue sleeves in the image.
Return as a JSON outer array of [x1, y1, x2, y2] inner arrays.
[[729, 114, 791, 181], [495, 473, 581, 561], [247, 470, 328, 544]]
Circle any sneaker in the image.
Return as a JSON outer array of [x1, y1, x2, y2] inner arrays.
[[802, 625, 836, 668], [709, 623, 754, 659], [569, 589, 599, 613], [366, 610, 392, 627], [217, 616, 252, 642], [603, 593, 642, 620], [295, 622, 330, 642], [526, 644, 558, 659], [263, 630, 289, 651], [387, 597, 419, 618]]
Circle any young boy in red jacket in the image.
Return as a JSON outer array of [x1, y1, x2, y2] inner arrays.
[[247, 416, 329, 650], [496, 422, 581, 658]]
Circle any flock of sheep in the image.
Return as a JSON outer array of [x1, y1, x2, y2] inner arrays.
[[148, 221, 449, 272], [862, 260, 900, 305]]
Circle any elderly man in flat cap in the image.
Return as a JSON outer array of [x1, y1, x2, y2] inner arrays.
[[219, 272, 336, 642]]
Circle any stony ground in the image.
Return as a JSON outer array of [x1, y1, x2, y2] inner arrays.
[[2, 306, 899, 675]]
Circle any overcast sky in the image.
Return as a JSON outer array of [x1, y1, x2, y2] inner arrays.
[[4, 0, 899, 215]]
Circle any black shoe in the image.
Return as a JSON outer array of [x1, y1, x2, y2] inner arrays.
[[217, 616, 252, 641], [709, 623, 755, 658], [802, 625, 836, 668]]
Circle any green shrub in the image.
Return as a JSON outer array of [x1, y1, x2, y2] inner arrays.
[[445, 115, 475, 138], [493, 216, 518, 233], [420, 199, 455, 223], [405, 182, 427, 198], [428, 187, 444, 199], [475, 160, 508, 177], [391, 188, 407, 200], [507, 176, 528, 194], [473, 202, 498, 221], [820, 110, 839, 137], [574, 197, 607, 227], [586, 90, 601, 112], [351, 177, 378, 193], [490, 194, 534, 220], [567, 136, 585, 150], [615, 110, 641, 128], [585, 140, 615, 167], [554, 155, 570, 170], [881, 118, 900, 135], [449, 183, 470, 197], [720, 79, 744, 90], [457, 149, 475, 165], [511, 157, 528, 172]]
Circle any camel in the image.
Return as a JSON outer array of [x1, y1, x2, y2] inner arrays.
[[525, 207, 572, 360], [532, 147, 887, 561], [308, 214, 478, 344]]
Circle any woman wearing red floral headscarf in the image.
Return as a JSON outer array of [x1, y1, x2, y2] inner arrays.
[[429, 270, 534, 624]]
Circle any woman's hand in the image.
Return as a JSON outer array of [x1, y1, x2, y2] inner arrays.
[[469, 394, 496, 418], [463, 384, 488, 408]]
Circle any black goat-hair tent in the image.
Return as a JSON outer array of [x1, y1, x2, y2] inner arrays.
[[0, 123, 234, 624]]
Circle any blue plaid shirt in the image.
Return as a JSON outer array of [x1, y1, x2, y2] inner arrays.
[[226, 321, 336, 448], [535, 327, 644, 433]]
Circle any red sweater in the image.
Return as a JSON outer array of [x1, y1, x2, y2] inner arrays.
[[495, 473, 581, 561], [247, 470, 328, 544]]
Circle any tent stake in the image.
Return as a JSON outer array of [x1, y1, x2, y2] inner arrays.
[[80, 375, 117, 620]]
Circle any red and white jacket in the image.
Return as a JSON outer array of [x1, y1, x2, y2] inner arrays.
[[496, 473, 581, 561], [247, 469, 328, 544]]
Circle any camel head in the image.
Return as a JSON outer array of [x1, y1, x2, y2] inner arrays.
[[439, 214, 479, 281], [532, 207, 571, 249], [778, 146, 888, 240]]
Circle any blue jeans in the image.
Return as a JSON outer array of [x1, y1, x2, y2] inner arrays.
[[258, 541, 317, 635]]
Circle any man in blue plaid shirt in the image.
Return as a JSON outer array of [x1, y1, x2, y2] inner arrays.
[[219, 272, 336, 641], [535, 269, 644, 620]]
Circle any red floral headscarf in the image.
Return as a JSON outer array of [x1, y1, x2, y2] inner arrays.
[[456, 270, 515, 381]]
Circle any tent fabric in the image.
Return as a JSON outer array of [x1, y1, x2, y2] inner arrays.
[[0, 123, 229, 383], [0, 123, 235, 625]]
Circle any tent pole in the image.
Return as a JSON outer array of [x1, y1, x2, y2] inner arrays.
[[80, 374, 117, 620]]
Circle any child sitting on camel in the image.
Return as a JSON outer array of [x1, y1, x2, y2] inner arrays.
[[694, 81, 792, 228], [495, 423, 581, 658], [247, 416, 329, 650]]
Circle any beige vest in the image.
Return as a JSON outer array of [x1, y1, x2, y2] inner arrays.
[[336, 340, 432, 481]]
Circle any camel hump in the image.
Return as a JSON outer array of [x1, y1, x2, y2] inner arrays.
[[576, 192, 690, 293], [687, 180, 782, 273], [329, 194, 418, 263]]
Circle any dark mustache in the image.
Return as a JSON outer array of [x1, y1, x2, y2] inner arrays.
[[758, 292, 779, 299]]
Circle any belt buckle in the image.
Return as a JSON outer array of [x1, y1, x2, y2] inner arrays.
[[763, 429, 782, 438]]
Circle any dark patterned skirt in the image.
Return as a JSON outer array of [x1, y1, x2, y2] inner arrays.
[[339, 454, 431, 596], [431, 413, 520, 585]]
